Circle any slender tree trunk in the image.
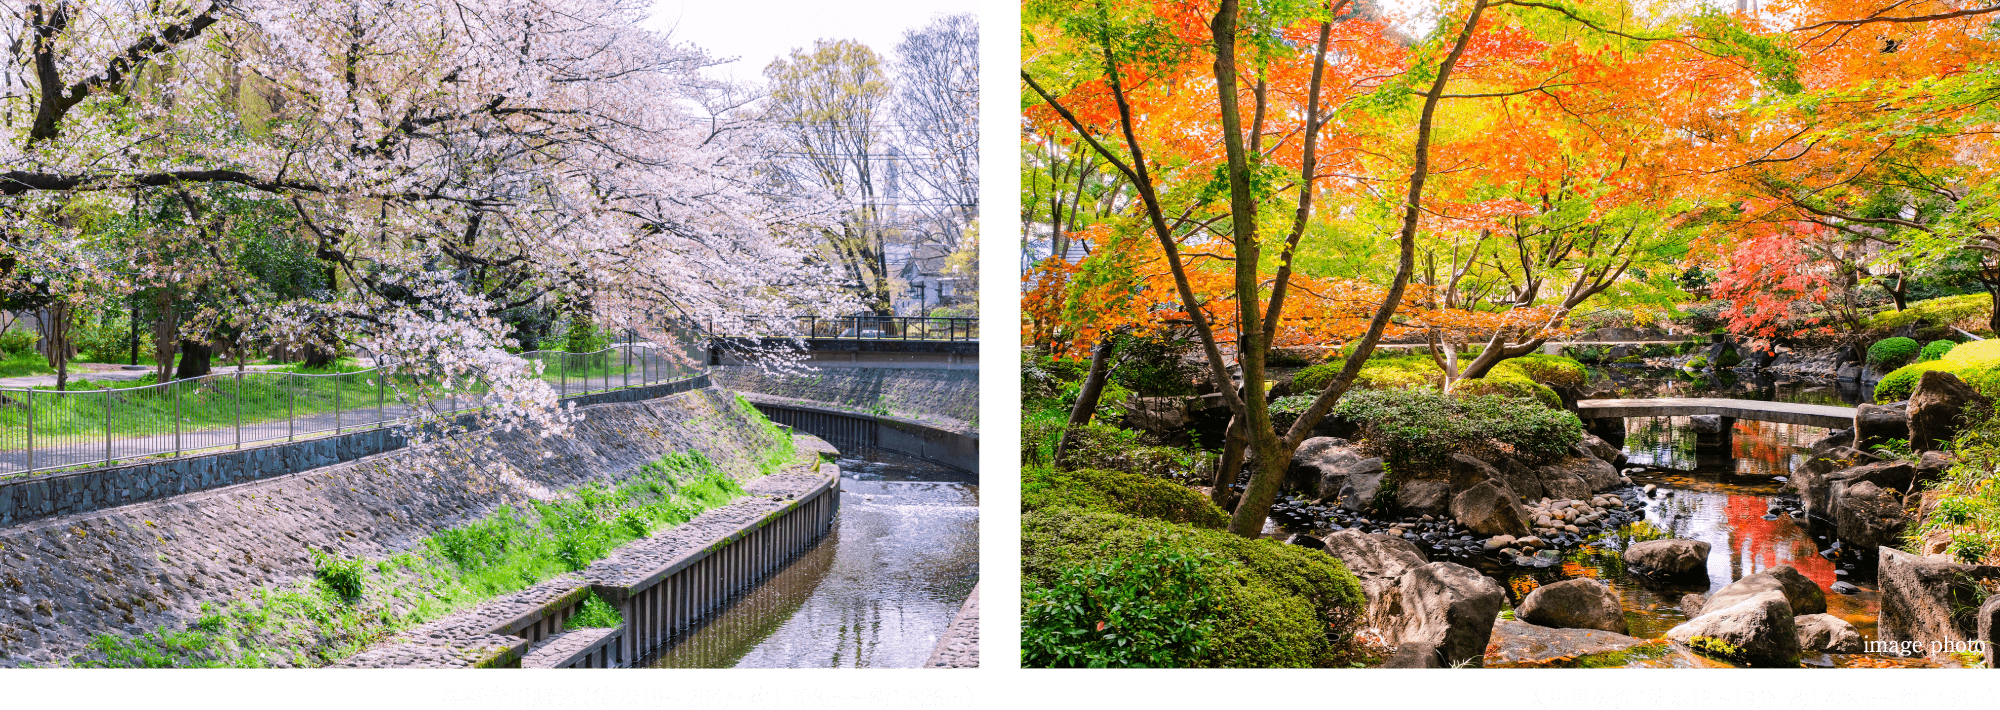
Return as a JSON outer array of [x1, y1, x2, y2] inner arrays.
[[1054, 336, 1117, 466], [152, 291, 178, 382], [1226, 0, 1491, 537], [1211, 414, 1247, 509]]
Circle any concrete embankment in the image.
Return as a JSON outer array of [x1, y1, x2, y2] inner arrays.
[[0, 388, 787, 666], [712, 366, 977, 432]]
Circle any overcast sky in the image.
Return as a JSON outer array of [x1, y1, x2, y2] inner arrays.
[[644, 0, 980, 83]]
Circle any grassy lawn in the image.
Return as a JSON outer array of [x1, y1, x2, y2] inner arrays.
[[0, 351, 689, 455]]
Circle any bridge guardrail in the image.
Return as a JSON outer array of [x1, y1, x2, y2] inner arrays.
[[711, 316, 978, 342]]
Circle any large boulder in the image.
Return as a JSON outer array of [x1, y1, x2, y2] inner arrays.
[[1792, 447, 1881, 520], [1396, 480, 1452, 517], [1980, 595, 2000, 668], [1287, 437, 1365, 499], [1854, 403, 1911, 452], [1534, 456, 1620, 498], [1517, 578, 1629, 635], [1448, 479, 1531, 538], [1831, 459, 1916, 494], [1665, 590, 1802, 667], [1624, 539, 1711, 582], [1123, 396, 1190, 437], [1830, 480, 1907, 551], [1447, 453, 1500, 494], [1335, 459, 1389, 512], [1494, 456, 1545, 502], [1908, 370, 1993, 451], [1383, 562, 1507, 668], [1578, 434, 1626, 468], [1914, 450, 1955, 491], [1706, 565, 1827, 616], [1483, 619, 1650, 668], [1878, 546, 2000, 653], [1794, 614, 1863, 654], [1321, 529, 1431, 632]]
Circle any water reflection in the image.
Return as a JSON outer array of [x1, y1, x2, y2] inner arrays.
[[1497, 369, 1884, 656], [645, 451, 978, 668]]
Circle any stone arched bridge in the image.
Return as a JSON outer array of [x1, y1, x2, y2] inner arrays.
[[1575, 398, 1856, 430]]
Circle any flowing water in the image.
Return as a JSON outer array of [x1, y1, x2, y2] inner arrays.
[[1494, 368, 1927, 666], [643, 450, 978, 668]]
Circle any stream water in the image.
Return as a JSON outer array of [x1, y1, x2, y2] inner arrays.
[[643, 450, 978, 668], [1495, 368, 1929, 667]]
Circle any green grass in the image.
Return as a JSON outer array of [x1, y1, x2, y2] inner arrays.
[[72, 451, 750, 668], [564, 593, 624, 630], [0, 353, 682, 457]]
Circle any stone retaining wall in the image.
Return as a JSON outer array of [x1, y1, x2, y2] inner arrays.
[[0, 374, 709, 528], [712, 366, 975, 429], [925, 582, 979, 668], [0, 384, 782, 666], [337, 465, 839, 668]]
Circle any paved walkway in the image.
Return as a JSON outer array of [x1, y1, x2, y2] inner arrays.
[[1575, 397, 1855, 429], [0, 363, 294, 388]]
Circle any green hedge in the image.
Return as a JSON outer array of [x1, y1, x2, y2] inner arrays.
[[1023, 467, 1229, 529], [1869, 337, 1921, 368], [1876, 340, 2000, 402], [1022, 508, 1366, 668], [1921, 340, 1957, 362]]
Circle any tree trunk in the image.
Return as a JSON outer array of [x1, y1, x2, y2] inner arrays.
[[1054, 337, 1117, 466], [303, 343, 336, 370], [1210, 414, 1246, 509], [1224, 0, 1490, 537], [151, 292, 178, 383], [174, 339, 212, 380], [39, 303, 76, 391]]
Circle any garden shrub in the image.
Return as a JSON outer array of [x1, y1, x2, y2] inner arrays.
[[1059, 380, 1130, 424], [1866, 293, 1992, 332], [1876, 340, 2000, 402], [1294, 353, 1582, 408], [1023, 420, 1207, 482], [1331, 387, 1582, 473], [1111, 335, 1202, 397], [1269, 394, 1316, 432], [0, 328, 37, 358], [1022, 539, 1222, 668], [1687, 356, 1709, 369], [1868, 337, 1921, 368], [1022, 508, 1366, 668], [1023, 467, 1228, 528], [1921, 340, 1956, 362]]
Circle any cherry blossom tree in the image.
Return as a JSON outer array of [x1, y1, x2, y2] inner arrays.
[[1, 0, 857, 438]]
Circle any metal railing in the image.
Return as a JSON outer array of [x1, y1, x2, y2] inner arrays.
[[714, 316, 978, 342], [0, 334, 708, 477]]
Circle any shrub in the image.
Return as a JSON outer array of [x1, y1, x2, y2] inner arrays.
[[1022, 539, 1221, 667], [1023, 420, 1207, 482], [1112, 335, 1203, 397], [1059, 380, 1130, 423], [1022, 508, 1366, 668], [1868, 337, 1922, 368], [1331, 387, 1583, 473], [1876, 340, 2000, 402], [1269, 394, 1316, 432], [1921, 340, 1957, 362], [1296, 353, 1582, 408], [0, 328, 37, 359], [1616, 355, 1645, 364], [1023, 467, 1228, 528], [312, 550, 367, 600]]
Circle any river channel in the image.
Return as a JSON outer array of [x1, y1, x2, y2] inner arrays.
[[643, 449, 978, 668]]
